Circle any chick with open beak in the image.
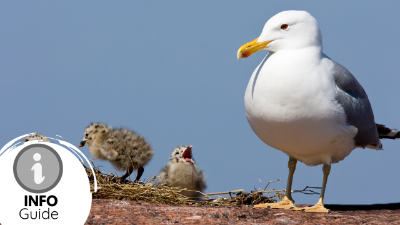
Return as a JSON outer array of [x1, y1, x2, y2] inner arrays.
[[156, 145, 206, 198], [181, 146, 194, 163]]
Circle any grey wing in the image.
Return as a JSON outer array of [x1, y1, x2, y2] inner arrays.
[[331, 60, 381, 148], [194, 169, 207, 192]]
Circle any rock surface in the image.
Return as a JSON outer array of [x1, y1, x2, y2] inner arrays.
[[84, 199, 400, 224]]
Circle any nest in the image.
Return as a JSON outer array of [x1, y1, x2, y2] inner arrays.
[[209, 191, 276, 206], [84, 164, 282, 206]]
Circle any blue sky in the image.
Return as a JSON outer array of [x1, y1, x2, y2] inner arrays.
[[1, 1, 399, 204]]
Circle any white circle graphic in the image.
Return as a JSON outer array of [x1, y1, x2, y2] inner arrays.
[[0, 139, 92, 224]]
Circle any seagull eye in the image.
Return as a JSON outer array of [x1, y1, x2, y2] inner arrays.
[[280, 24, 289, 30]]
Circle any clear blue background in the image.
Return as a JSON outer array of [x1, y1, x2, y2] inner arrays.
[[1, 1, 399, 205]]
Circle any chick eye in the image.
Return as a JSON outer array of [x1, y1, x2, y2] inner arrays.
[[85, 133, 88, 138], [175, 152, 179, 155], [280, 24, 289, 30]]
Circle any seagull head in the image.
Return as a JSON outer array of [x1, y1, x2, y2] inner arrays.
[[237, 11, 322, 59]]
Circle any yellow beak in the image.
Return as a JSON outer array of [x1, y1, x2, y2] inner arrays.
[[237, 38, 272, 59]]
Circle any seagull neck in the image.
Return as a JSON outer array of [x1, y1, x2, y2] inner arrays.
[[274, 45, 322, 55], [298, 45, 322, 54], [285, 46, 323, 60]]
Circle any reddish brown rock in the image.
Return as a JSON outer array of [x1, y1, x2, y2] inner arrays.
[[84, 199, 400, 224]]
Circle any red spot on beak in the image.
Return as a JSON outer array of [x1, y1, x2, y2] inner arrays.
[[242, 51, 251, 58]]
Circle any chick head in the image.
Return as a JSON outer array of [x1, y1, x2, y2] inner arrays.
[[79, 122, 110, 147], [170, 145, 195, 164]]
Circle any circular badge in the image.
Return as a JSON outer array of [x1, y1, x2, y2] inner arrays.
[[13, 144, 63, 193]]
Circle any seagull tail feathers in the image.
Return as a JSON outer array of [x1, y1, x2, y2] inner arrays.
[[376, 124, 400, 139]]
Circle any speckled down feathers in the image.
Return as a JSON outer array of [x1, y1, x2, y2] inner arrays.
[[156, 145, 206, 198], [23, 132, 49, 143], [83, 122, 153, 171]]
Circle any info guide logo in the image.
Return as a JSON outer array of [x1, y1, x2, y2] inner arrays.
[[0, 134, 96, 224]]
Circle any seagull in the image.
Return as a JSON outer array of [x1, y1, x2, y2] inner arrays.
[[237, 10, 399, 212]]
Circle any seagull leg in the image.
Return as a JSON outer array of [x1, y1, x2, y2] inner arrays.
[[292, 164, 331, 213], [134, 166, 144, 183], [254, 156, 297, 209], [119, 166, 134, 183]]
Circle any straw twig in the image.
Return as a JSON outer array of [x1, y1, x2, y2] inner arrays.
[[83, 163, 285, 206]]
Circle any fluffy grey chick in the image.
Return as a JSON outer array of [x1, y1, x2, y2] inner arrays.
[[156, 145, 206, 198], [23, 133, 49, 143], [79, 122, 153, 183]]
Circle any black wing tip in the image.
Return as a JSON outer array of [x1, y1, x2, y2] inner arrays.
[[377, 124, 400, 139]]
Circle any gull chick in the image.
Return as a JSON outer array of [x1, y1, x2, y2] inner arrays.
[[79, 122, 153, 183], [23, 132, 49, 143], [156, 145, 206, 198]]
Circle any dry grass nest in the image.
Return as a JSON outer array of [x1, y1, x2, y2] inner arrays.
[[84, 164, 284, 206]]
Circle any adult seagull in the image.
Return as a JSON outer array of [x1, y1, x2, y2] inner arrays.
[[237, 10, 399, 212]]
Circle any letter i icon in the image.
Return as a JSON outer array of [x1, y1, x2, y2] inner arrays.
[[32, 153, 45, 184]]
